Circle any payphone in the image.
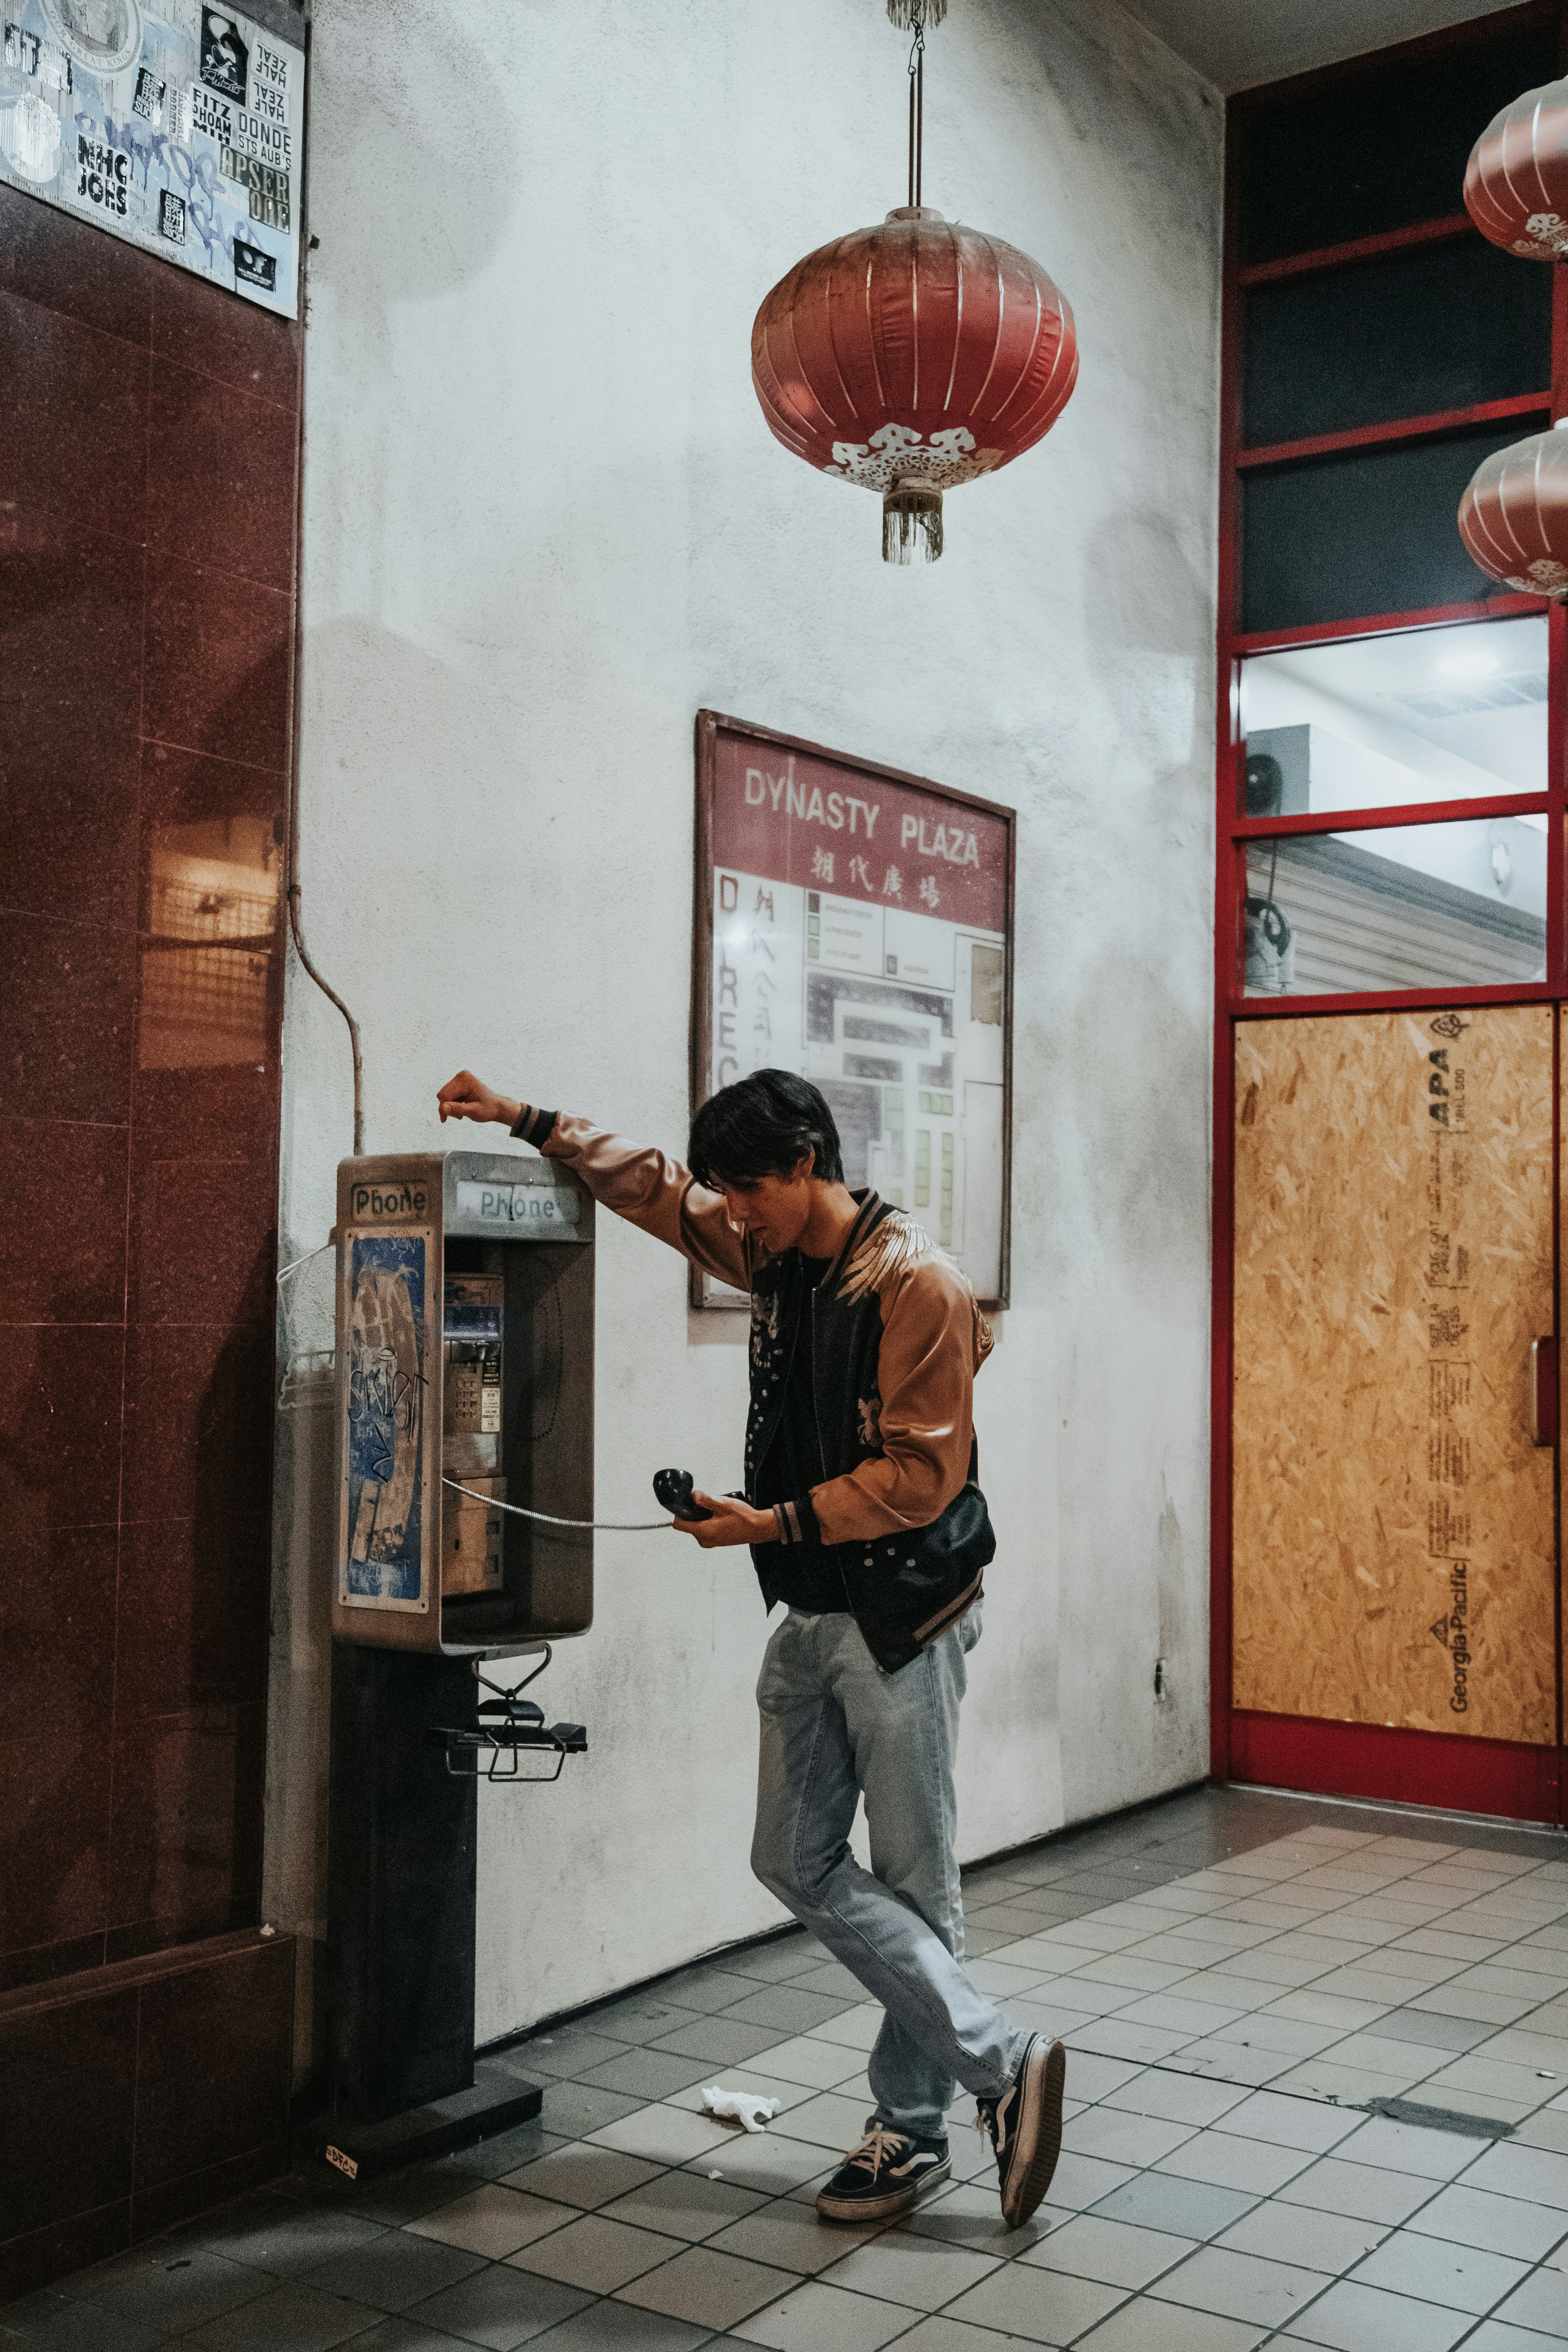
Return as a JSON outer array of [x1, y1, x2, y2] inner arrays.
[[334, 1148, 595, 1655], [319, 1149, 595, 2177]]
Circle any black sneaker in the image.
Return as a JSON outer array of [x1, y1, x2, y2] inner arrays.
[[815, 2120, 951, 2223], [976, 2034, 1066, 2228]]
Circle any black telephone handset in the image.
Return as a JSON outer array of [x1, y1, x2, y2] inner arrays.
[[652, 1467, 713, 1523]]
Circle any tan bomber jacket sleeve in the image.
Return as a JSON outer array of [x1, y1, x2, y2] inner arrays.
[[805, 1247, 993, 1547], [515, 1106, 753, 1293]]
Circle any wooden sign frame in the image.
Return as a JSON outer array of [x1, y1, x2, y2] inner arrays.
[[691, 710, 1016, 1313]]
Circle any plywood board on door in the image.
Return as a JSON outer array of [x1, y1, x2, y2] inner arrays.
[[1232, 1006, 1555, 1745]]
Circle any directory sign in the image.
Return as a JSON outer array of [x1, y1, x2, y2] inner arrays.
[[695, 713, 1015, 1308]]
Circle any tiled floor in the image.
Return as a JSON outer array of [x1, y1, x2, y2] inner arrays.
[[13, 1785, 1568, 2351]]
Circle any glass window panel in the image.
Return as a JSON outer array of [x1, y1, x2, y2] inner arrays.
[[1240, 420, 1543, 634], [1239, 617, 1548, 817], [1237, 23, 1556, 265], [1243, 241, 1551, 449], [1242, 818, 1547, 998]]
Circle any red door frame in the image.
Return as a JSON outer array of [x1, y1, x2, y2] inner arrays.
[[1210, 0, 1568, 1824]]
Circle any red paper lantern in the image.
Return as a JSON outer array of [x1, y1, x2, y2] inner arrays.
[[1464, 77, 1568, 257], [1458, 419, 1568, 595], [751, 204, 1078, 562]]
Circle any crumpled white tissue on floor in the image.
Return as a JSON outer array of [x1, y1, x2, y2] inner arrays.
[[700, 2085, 781, 2133]]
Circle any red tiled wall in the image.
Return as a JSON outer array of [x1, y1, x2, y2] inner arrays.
[[0, 180, 299, 1989]]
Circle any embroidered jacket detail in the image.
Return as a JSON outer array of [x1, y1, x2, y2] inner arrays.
[[836, 1208, 934, 1305]]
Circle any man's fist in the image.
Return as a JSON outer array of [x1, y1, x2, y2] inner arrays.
[[669, 1492, 775, 1550], [437, 1071, 522, 1128]]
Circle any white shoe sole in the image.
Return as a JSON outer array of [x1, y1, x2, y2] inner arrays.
[[1001, 2037, 1066, 2229], [816, 2153, 952, 2224]]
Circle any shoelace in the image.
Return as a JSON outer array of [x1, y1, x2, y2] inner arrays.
[[844, 2121, 911, 2176], [974, 2097, 1005, 2156]]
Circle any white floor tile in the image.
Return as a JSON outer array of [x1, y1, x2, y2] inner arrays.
[[1458, 2320, 1568, 2351], [807, 2006, 883, 2052], [901, 2177, 1052, 2258], [1062, 2108, 1196, 2168], [764, 2090, 873, 2154], [1101, 2070, 1250, 2126], [731, 2279, 924, 2349], [683, 2131, 832, 2196], [600, 2169, 768, 2242], [616, 2242, 799, 2328], [881, 2318, 1019, 2352], [1277, 2156, 1441, 2227], [1266, 1991, 1394, 2032], [1463, 2142, 1568, 2211], [1277, 2274, 1473, 2350], [1216, 2197, 1387, 2272], [753, 2035, 870, 2091], [1152, 2243, 1330, 2328], [1492, 2266, 1568, 2338], [710, 2199, 883, 2275], [821, 2229, 1002, 2310], [406, 2180, 578, 2256], [588, 2104, 735, 2165], [1348, 2224, 1528, 2312], [1154, 2129, 1314, 2196], [1212, 2090, 1363, 2155], [1032, 2151, 1137, 2211], [1075, 2291, 1268, 2348], [942, 2258, 1127, 2343], [1329, 2116, 1477, 2182], [1018, 2213, 1194, 2289], [1057, 2052, 1144, 2102], [1408, 2181, 1568, 2261], [1270, 2060, 1420, 2107], [506, 2209, 686, 2292]]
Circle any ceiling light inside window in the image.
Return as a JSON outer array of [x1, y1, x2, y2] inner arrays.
[[1438, 646, 1501, 679]]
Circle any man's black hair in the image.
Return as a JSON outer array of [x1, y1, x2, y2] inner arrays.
[[689, 1069, 845, 1189]]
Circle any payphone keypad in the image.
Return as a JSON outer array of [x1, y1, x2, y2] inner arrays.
[[445, 1275, 503, 1438]]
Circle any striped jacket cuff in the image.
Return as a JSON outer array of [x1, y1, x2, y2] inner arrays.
[[509, 1103, 558, 1148], [772, 1493, 822, 1547]]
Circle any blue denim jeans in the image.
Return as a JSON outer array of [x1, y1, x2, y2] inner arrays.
[[750, 1604, 1028, 2140]]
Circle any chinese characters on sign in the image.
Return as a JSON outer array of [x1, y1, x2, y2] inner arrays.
[[0, 0, 303, 316], [697, 716, 1013, 1307]]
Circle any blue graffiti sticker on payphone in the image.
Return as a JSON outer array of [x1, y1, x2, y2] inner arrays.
[[344, 1233, 426, 1602]]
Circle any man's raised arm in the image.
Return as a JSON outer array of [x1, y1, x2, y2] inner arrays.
[[436, 1070, 751, 1292]]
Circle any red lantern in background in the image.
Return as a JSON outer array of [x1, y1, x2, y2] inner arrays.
[[1458, 420, 1568, 595], [751, 210, 1078, 564], [1464, 77, 1568, 256], [750, 1, 1078, 561]]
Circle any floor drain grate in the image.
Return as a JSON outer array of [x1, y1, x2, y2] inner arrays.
[[1365, 2096, 1517, 2140]]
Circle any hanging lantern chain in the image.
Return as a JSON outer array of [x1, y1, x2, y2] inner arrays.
[[906, 14, 925, 209]]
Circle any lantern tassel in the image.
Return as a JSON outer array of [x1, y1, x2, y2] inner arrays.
[[883, 484, 943, 564], [886, 0, 946, 25]]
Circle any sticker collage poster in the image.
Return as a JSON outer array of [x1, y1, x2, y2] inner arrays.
[[709, 730, 1011, 1305], [343, 1232, 427, 1608], [0, 0, 302, 316]]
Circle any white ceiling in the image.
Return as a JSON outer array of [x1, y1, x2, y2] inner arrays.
[[1116, 0, 1526, 94]]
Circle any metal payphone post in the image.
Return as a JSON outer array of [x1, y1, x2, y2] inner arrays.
[[319, 1150, 594, 2178]]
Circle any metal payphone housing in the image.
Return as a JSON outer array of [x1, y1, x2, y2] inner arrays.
[[333, 1150, 594, 1657]]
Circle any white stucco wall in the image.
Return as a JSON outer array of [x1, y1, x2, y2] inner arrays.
[[266, 0, 1222, 2060]]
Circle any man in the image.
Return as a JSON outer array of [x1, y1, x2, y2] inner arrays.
[[436, 1065, 1065, 2229]]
